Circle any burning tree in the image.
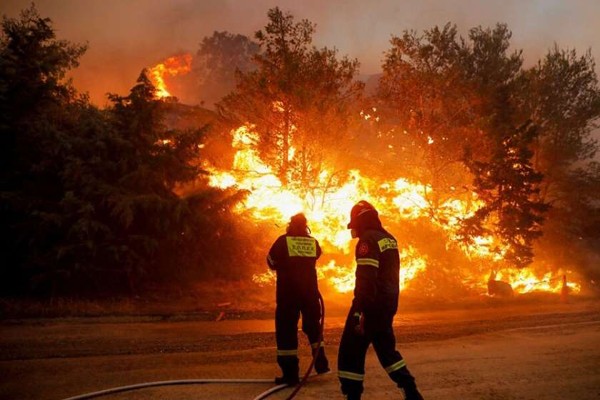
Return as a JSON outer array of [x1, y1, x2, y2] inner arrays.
[[2, 4, 597, 299], [204, 13, 595, 298], [461, 122, 548, 269], [377, 23, 550, 271], [378, 23, 477, 184], [457, 25, 550, 269], [217, 7, 364, 191]]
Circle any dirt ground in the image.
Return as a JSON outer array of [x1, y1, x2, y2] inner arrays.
[[1, 298, 600, 400]]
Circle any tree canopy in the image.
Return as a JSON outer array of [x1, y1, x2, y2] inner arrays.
[[190, 31, 260, 108], [375, 22, 600, 275], [0, 6, 247, 297], [218, 7, 364, 190], [2, 5, 600, 298]]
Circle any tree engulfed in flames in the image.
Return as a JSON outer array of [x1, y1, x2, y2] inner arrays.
[[148, 54, 192, 98], [207, 124, 581, 297]]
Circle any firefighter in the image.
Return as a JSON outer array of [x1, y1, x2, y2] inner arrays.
[[337, 201, 424, 400], [267, 213, 330, 385]]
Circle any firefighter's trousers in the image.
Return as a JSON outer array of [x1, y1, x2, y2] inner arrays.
[[337, 307, 417, 397], [275, 296, 328, 378]]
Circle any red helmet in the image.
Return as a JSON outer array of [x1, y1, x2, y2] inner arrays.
[[347, 200, 377, 229]]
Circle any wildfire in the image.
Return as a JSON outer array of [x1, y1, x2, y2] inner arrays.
[[208, 124, 581, 297], [148, 53, 192, 98]]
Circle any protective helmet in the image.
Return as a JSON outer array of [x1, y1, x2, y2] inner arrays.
[[287, 212, 309, 235], [289, 212, 307, 227], [347, 200, 378, 229]]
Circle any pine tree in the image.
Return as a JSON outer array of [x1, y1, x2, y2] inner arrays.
[[461, 122, 549, 268]]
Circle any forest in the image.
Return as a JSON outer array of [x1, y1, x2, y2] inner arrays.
[[1, 5, 599, 300]]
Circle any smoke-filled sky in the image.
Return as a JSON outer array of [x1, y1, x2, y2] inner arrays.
[[2, 0, 600, 106]]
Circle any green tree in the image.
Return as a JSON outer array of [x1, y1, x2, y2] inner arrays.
[[56, 71, 207, 293], [0, 5, 86, 295], [0, 5, 279, 297]]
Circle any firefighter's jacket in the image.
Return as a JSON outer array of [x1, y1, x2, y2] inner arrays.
[[353, 228, 400, 326], [267, 234, 322, 304]]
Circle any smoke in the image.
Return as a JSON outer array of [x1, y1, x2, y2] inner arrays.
[[1, 0, 599, 105]]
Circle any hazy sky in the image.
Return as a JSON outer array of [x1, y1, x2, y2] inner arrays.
[[2, 0, 600, 106]]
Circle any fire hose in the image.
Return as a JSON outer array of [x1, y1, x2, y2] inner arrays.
[[62, 379, 276, 400], [61, 293, 327, 400]]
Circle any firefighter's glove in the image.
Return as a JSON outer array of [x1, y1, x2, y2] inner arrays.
[[353, 312, 365, 335]]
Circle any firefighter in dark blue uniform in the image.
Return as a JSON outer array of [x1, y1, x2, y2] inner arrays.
[[337, 201, 424, 400], [267, 213, 330, 385]]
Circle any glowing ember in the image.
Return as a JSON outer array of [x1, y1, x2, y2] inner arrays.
[[148, 53, 192, 98], [208, 124, 582, 297]]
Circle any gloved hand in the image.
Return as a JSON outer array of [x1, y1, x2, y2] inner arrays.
[[352, 312, 365, 335]]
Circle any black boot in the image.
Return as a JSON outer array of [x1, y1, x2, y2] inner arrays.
[[391, 366, 424, 400], [341, 380, 363, 400], [403, 387, 424, 400], [314, 347, 330, 374], [276, 354, 299, 385], [402, 386, 424, 400]]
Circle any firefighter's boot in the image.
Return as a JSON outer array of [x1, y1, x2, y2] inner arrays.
[[402, 386, 424, 400], [275, 355, 299, 385], [390, 366, 424, 400], [341, 380, 363, 400], [313, 346, 330, 374]]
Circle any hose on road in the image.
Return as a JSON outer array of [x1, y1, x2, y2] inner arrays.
[[62, 293, 328, 400], [62, 379, 276, 400]]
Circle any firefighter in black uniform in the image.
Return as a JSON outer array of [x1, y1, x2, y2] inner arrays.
[[337, 201, 424, 400], [267, 213, 330, 385]]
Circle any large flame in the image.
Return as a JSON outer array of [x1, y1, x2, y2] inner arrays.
[[208, 124, 581, 297], [148, 54, 192, 98]]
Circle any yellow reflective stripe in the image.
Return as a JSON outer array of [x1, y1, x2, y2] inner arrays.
[[357, 258, 379, 268], [338, 370, 365, 381], [277, 349, 298, 356], [311, 341, 325, 349], [378, 237, 398, 252], [286, 236, 317, 257], [384, 359, 406, 374]]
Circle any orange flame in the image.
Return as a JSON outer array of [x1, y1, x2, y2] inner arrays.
[[148, 54, 192, 98], [208, 124, 581, 297]]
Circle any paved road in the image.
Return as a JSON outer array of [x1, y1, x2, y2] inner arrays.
[[1, 299, 599, 400]]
